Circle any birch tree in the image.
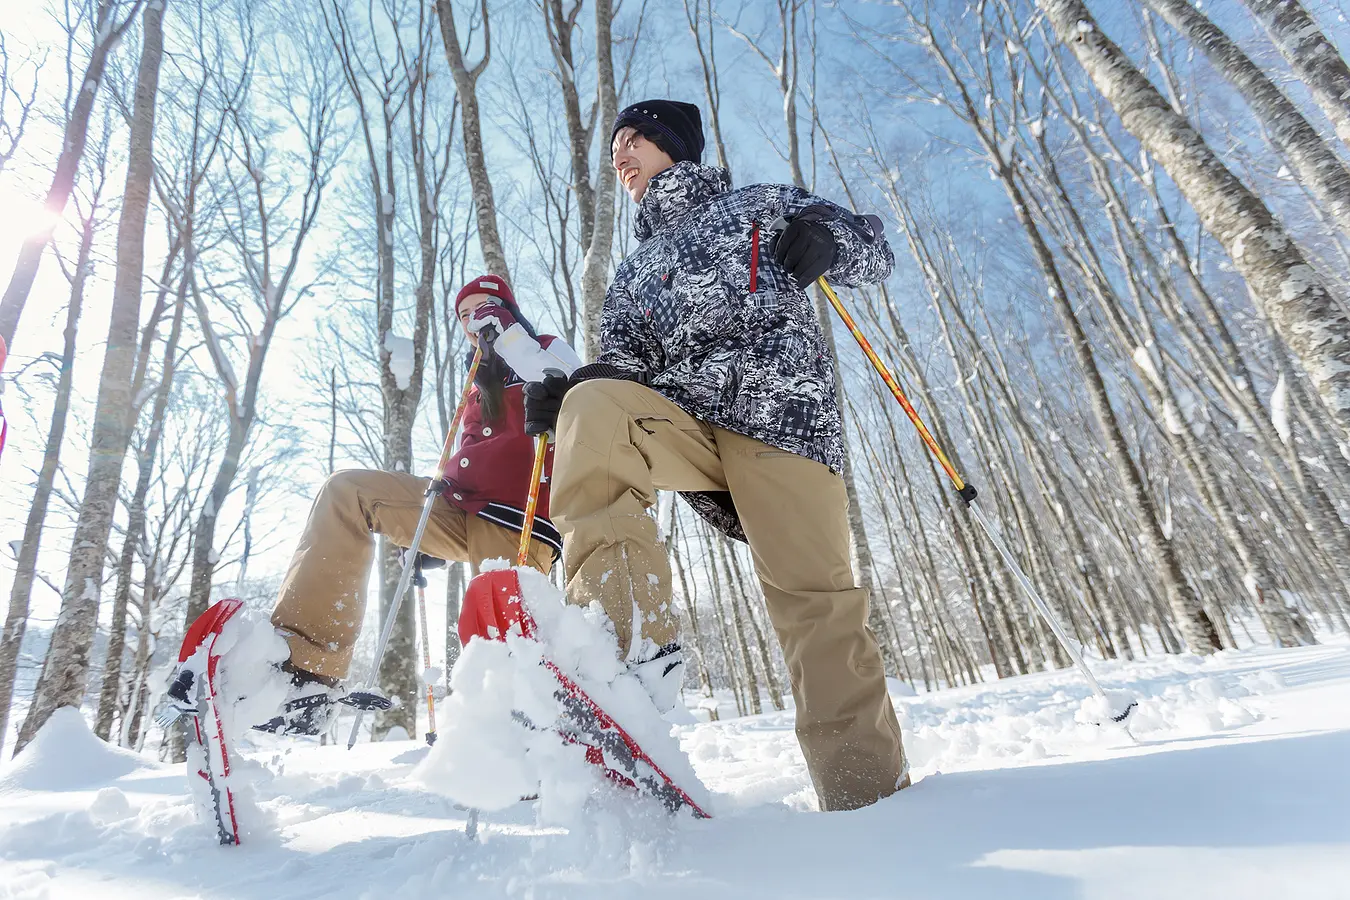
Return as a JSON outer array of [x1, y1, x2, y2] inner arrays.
[[323, 0, 441, 737], [94, 284, 186, 738], [1036, 0, 1350, 451], [0, 0, 145, 346], [1240, 0, 1350, 148], [0, 142, 112, 755], [882, 1, 1224, 655], [17, 0, 166, 752], [180, 3, 340, 627], [1142, 0, 1350, 240], [435, 0, 510, 282], [578, 0, 620, 358]]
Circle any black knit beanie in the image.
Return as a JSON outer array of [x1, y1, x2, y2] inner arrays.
[[610, 99, 704, 165]]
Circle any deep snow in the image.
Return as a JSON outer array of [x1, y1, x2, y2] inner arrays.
[[2, 640, 1349, 900]]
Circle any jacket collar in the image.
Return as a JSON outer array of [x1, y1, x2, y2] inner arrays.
[[634, 161, 731, 241]]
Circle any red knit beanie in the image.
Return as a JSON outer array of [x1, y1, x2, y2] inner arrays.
[[455, 274, 518, 315]]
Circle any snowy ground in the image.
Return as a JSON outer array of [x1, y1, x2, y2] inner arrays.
[[3, 640, 1349, 900]]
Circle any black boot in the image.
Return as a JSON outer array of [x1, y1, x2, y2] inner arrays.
[[254, 662, 343, 736]]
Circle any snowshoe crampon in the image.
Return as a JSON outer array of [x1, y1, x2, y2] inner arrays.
[[160, 598, 245, 846], [459, 567, 711, 819]]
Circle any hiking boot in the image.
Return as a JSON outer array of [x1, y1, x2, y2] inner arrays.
[[254, 661, 391, 736], [629, 642, 685, 714]]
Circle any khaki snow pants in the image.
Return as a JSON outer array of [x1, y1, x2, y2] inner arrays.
[[271, 469, 553, 679], [550, 379, 907, 811]]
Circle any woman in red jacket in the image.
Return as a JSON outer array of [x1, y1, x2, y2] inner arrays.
[[265, 275, 581, 733]]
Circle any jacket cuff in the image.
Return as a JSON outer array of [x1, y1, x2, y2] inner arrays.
[[569, 362, 648, 386], [798, 203, 882, 247]]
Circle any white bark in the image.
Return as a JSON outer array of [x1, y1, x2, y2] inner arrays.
[[0, 213, 93, 757], [578, 0, 619, 360], [16, 0, 164, 752], [435, 0, 510, 283], [95, 285, 186, 740], [1038, 0, 1350, 448], [1144, 0, 1350, 239], [0, 0, 145, 345], [1241, 0, 1350, 147]]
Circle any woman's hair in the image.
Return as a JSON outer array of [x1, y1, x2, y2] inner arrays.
[[466, 304, 538, 424]]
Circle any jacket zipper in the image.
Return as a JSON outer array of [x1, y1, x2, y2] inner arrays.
[[749, 221, 761, 293]]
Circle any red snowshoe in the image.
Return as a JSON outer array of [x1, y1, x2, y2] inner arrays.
[[459, 568, 711, 819], [157, 598, 245, 845]]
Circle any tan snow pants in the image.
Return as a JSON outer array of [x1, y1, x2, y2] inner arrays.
[[271, 469, 553, 679], [550, 379, 907, 811]]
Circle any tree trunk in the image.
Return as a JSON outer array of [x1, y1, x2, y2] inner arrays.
[[1039, 0, 1350, 448], [1241, 0, 1350, 148], [1015, 172, 1219, 654], [95, 290, 186, 739], [0, 0, 142, 345], [184, 410, 246, 623], [726, 543, 785, 711], [0, 214, 92, 757], [715, 537, 761, 715], [16, 1, 165, 752], [434, 0, 509, 283], [1143, 0, 1350, 239], [703, 525, 746, 716], [579, 0, 619, 358], [916, 19, 1222, 655], [682, 0, 732, 176], [444, 562, 464, 689], [668, 505, 715, 702]]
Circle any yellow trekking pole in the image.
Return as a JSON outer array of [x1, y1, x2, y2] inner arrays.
[[516, 435, 550, 566], [807, 265, 1135, 727]]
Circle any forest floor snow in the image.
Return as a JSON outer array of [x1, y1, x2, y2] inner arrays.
[[2, 639, 1348, 899]]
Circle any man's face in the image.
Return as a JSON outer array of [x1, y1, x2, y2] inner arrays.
[[611, 126, 676, 204]]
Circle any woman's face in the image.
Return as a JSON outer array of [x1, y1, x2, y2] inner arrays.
[[458, 292, 494, 345]]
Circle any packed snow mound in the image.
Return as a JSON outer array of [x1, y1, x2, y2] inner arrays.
[[415, 565, 713, 821], [0, 708, 155, 792]]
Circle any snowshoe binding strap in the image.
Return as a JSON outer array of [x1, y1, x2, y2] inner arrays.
[[339, 690, 393, 711]]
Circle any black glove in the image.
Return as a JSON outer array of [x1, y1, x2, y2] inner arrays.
[[770, 214, 838, 288], [523, 370, 570, 436]]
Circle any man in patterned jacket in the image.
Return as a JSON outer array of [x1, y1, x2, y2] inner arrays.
[[524, 99, 908, 811]]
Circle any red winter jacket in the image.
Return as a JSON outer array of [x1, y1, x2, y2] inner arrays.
[[442, 334, 568, 555]]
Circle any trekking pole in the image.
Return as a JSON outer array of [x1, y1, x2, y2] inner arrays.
[[810, 270, 1135, 725], [413, 554, 438, 746], [348, 348, 484, 749], [517, 435, 550, 566]]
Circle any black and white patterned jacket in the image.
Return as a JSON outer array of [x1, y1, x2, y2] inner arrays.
[[581, 162, 895, 540]]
